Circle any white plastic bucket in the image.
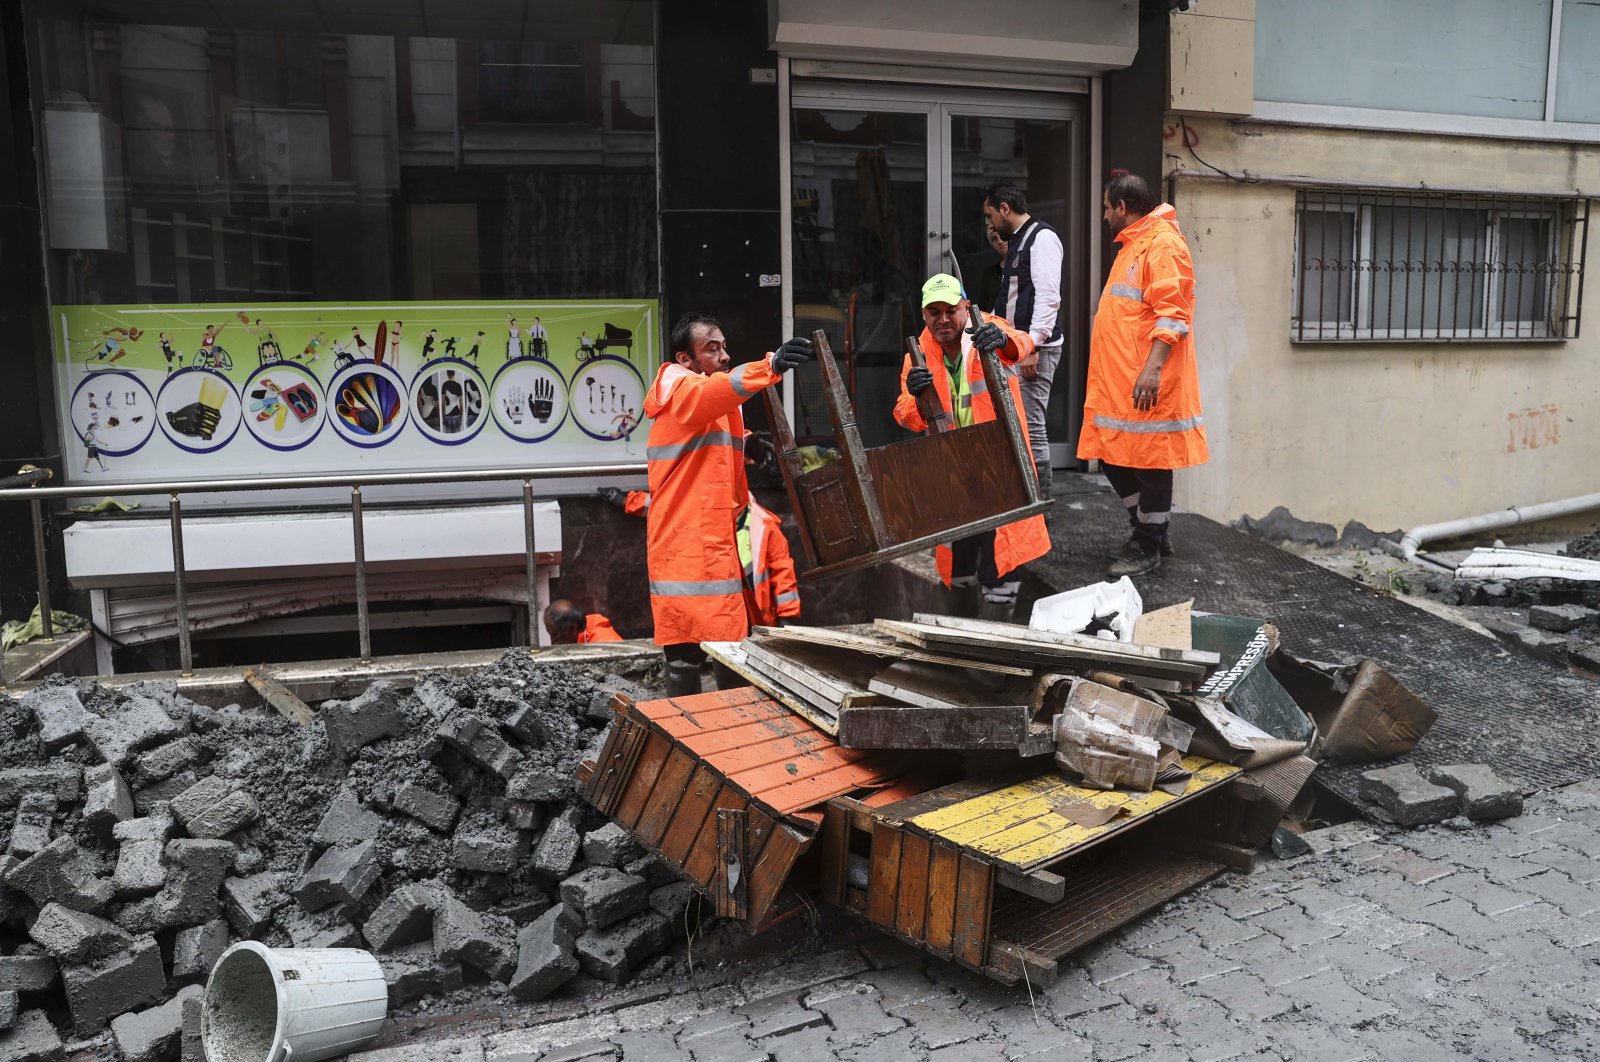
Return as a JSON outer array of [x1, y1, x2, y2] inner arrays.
[[201, 943, 388, 1062]]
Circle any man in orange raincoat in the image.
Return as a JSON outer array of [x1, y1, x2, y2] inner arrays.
[[643, 313, 811, 696], [544, 600, 624, 644], [601, 488, 802, 629], [894, 274, 1051, 620], [1079, 174, 1208, 578]]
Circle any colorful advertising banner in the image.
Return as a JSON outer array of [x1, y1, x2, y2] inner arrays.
[[55, 300, 656, 483]]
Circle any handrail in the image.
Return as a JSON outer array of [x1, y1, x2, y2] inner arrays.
[[0, 462, 648, 502], [2, 461, 649, 686]]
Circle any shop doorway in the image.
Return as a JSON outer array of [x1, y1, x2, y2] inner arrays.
[[786, 82, 1087, 464]]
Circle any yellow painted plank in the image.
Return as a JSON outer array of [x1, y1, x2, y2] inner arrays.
[[907, 775, 1069, 833], [910, 757, 1243, 869]]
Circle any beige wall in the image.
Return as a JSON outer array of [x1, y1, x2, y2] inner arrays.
[[1164, 114, 1600, 531]]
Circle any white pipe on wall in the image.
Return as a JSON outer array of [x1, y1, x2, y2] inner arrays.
[[1398, 491, 1600, 562]]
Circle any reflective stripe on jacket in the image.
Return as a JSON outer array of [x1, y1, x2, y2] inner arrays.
[[579, 615, 623, 643], [892, 317, 1051, 584], [743, 498, 801, 627], [642, 356, 782, 645], [1078, 203, 1209, 469]]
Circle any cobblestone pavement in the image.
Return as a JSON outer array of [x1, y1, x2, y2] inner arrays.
[[356, 780, 1600, 1062]]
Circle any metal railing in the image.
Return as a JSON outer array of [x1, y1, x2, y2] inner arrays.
[[0, 463, 647, 685]]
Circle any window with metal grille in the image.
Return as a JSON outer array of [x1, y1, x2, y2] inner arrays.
[[1292, 189, 1589, 342]]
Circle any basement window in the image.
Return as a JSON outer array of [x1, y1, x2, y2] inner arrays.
[[1292, 189, 1589, 342]]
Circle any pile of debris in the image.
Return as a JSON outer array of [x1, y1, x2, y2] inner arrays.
[[0, 652, 695, 1060]]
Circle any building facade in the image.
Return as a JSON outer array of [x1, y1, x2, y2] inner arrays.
[[1167, 0, 1599, 531]]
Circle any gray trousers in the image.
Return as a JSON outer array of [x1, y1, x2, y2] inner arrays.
[[1019, 343, 1061, 497]]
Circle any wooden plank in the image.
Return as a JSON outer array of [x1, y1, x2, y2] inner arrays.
[[924, 842, 961, 957], [906, 333, 951, 434], [588, 716, 649, 816], [894, 833, 932, 942], [714, 808, 748, 920], [813, 329, 889, 551], [683, 786, 746, 885], [580, 713, 626, 806], [762, 386, 819, 568], [752, 625, 1031, 676], [701, 642, 842, 734], [747, 822, 812, 927], [632, 748, 699, 848], [866, 420, 1031, 545], [837, 702, 1033, 751], [867, 821, 904, 929], [910, 614, 1221, 667], [869, 770, 1039, 826], [987, 941, 1059, 987], [630, 686, 773, 723], [952, 853, 993, 969], [875, 620, 1207, 682], [612, 731, 674, 829], [996, 867, 1066, 904], [745, 757, 910, 814], [867, 660, 1034, 713], [674, 716, 822, 758], [972, 324, 1041, 504], [818, 802, 851, 907], [243, 666, 313, 726], [657, 765, 723, 866]]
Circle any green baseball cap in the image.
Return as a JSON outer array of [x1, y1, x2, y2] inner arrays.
[[920, 273, 965, 308]]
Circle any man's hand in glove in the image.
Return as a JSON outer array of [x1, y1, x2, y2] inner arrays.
[[745, 431, 776, 465], [597, 486, 629, 510], [967, 320, 1006, 356], [905, 367, 934, 395], [770, 337, 812, 373]]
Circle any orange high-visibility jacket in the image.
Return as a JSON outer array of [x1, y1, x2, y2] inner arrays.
[[579, 614, 623, 643], [1078, 203, 1208, 469], [744, 497, 801, 627], [643, 355, 782, 645], [623, 490, 800, 627], [893, 317, 1052, 584]]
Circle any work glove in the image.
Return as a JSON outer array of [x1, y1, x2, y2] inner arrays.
[[166, 402, 221, 441], [968, 321, 1006, 356], [770, 337, 812, 374], [905, 367, 934, 396], [745, 431, 776, 465], [597, 486, 629, 510]]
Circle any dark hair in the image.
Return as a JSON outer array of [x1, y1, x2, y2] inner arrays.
[[982, 182, 1028, 214], [669, 313, 721, 361], [544, 600, 586, 643], [1104, 173, 1157, 216]]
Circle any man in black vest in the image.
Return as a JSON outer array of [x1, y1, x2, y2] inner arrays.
[[983, 182, 1065, 498]]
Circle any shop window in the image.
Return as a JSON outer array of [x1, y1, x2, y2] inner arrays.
[[27, 2, 657, 307], [1292, 190, 1588, 342]]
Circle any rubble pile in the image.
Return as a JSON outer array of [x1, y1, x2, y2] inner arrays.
[[0, 653, 693, 1059]]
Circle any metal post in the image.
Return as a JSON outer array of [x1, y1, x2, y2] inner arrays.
[[352, 486, 371, 663], [522, 479, 538, 651], [169, 493, 193, 677], [29, 497, 52, 641]]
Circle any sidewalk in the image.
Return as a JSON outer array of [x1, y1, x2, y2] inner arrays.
[[352, 780, 1600, 1062]]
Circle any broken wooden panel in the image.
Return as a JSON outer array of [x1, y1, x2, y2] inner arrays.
[[764, 328, 1049, 580], [837, 701, 1036, 752], [752, 624, 1032, 677], [876, 618, 1213, 685], [577, 689, 919, 931]]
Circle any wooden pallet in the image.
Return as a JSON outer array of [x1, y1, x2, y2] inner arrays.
[[816, 758, 1243, 984], [577, 688, 923, 929]]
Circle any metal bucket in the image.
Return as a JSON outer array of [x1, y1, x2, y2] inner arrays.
[[201, 942, 387, 1062]]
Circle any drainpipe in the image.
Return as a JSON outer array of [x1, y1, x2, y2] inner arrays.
[[1395, 491, 1600, 563]]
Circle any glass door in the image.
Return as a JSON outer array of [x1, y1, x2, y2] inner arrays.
[[788, 84, 1085, 460], [788, 99, 935, 447]]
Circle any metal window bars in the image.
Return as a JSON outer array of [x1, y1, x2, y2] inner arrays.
[[1292, 187, 1589, 342], [0, 463, 646, 687]]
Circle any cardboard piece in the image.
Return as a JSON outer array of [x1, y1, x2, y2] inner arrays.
[[1270, 656, 1437, 765], [1050, 678, 1196, 791], [1133, 600, 1194, 651], [1049, 799, 1130, 828]]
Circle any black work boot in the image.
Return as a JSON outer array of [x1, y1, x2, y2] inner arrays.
[[1106, 539, 1162, 578], [664, 660, 703, 698], [1106, 533, 1175, 560]]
